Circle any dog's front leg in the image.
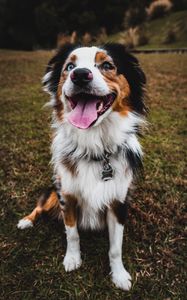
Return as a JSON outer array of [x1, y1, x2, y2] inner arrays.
[[62, 194, 82, 272], [107, 206, 132, 291]]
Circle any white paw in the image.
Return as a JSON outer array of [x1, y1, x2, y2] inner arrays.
[[111, 268, 132, 291], [17, 218, 33, 229], [63, 253, 82, 272]]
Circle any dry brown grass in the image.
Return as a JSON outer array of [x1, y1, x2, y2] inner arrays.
[[0, 50, 186, 300]]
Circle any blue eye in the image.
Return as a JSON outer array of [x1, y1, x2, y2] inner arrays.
[[66, 63, 75, 71], [101, 61, 114, 71]]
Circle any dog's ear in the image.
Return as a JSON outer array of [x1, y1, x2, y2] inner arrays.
[[103, 43, 147, 115], [42, 43, 77, 95]]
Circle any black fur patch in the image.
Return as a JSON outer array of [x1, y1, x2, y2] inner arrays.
[[111, 201, 128, 225], [43, 43, 78, 95], [125, 148, 143, 176], [38, 184, 65, 206], [103, 43, 147, 115], [38, 187, 54, 206]]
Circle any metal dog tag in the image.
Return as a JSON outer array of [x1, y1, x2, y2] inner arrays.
[[101, 161, 114, 181]]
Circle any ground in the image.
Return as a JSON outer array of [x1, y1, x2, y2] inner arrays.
[[0, 50, 186, 300]]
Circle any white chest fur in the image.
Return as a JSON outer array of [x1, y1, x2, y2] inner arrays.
[[52, 111, 143, 229], [59, 155, 132, 206], [59, 156, 132, 229]]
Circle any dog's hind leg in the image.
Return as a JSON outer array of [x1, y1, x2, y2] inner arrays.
[[17, 187, 63, 229]]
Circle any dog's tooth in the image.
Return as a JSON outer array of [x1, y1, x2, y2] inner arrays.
[[97, 101, 104, 112]]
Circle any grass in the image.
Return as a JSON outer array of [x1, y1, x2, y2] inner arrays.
[[138, 10, 187, 49], [107, 11, 187, 49], [0, 50, 186, 300]]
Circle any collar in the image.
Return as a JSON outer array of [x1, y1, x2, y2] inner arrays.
[[92, 142, 130, 161], [61, 140, 142, 180], [65, 143, 126, 162]]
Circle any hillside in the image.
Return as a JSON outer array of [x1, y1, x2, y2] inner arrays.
[[107, 11, 187, 49]]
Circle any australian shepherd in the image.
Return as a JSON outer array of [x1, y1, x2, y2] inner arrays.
[[17, 43, 147, 291]]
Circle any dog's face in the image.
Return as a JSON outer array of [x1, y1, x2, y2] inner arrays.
[[43, 44, 146, 129]]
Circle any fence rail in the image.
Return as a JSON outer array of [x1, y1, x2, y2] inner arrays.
[[131, 48, 187, 54]]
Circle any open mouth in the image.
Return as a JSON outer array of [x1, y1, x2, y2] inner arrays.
[[66, 93, 116, 129]]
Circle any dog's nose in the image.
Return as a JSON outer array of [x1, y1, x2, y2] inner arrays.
[[70, 68, 93, 86]]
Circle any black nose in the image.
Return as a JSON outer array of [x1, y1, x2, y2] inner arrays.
[[70, 68, 93, 86]]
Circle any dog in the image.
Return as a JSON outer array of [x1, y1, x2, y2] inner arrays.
[[17, 43, 147, 291]]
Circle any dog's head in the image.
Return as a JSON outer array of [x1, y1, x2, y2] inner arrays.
[[43, 43, 146, 129]]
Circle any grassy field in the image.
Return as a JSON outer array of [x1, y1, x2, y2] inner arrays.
[[107, 11, 187, 49], [0, 50, 186, 300], [138, 10, 187, 49]]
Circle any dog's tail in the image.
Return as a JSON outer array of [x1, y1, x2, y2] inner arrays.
[[17, 187, 64, 230]]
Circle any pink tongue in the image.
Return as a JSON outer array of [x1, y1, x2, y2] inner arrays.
[[68, 98, 98, 129]]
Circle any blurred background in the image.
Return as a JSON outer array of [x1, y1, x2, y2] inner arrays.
[[0, 0, 186, 50]]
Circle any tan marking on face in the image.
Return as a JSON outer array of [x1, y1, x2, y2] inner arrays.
[[96, 51, 130, 116], [55, 54, 78, 121], [63, 53, 77, 71], [63, 194, 78, 227], [112, 74, 130, 115], [95, 51, 108, 64], [69, 54, 77, 63], [103, 71, 130, 116]]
